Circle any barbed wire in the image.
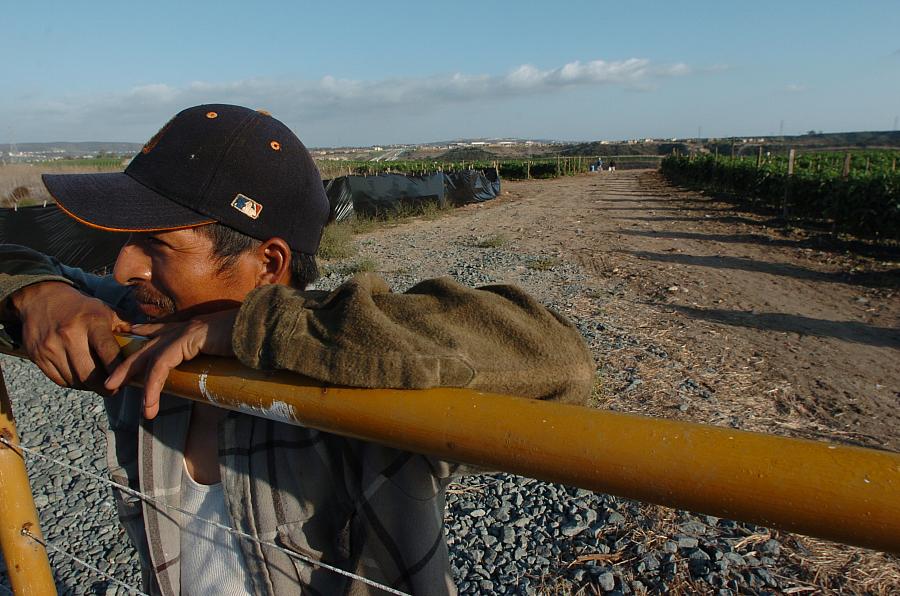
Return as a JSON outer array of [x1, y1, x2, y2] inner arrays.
[[0, 435, 411, 596], [20, 528, 149, 596]]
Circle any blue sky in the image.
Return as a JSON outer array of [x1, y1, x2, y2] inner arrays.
[[2, 0, 898, 146]]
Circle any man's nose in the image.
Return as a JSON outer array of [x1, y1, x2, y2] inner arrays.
[[113, 240, 151, 286]]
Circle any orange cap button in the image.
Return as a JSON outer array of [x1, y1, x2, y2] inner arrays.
[[270, 141, 281, 151], [206, 111, 218, 119]]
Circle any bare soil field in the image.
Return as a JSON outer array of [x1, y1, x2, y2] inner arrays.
[[353, 169, 899, 592]]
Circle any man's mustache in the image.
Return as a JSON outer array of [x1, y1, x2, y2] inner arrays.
[[131, 284, 176, 316]]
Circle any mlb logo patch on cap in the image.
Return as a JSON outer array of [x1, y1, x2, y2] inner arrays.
[[231, 193, 263, 219]]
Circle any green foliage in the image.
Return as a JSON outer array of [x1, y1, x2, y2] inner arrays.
[[317, 157, 605, 180], [660, 151, 900, 240]]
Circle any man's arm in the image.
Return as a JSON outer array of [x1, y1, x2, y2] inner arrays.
[[233, 273, 595, 403], [0, 244, 132, 389], [107, 273, 595, 415]]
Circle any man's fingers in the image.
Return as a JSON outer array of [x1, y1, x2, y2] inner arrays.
[[110, 312, 132, 334], [105, 337, 160, 392], [33, 354, 68, 388], [68, 334, 103, 388], [38, 342, 78, 387], [141, 345, 185, 420], [90, 326, 126, 374], [131, 323, 168, 338]]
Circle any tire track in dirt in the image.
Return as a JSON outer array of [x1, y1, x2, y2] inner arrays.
[[363, 170, 899, 450]]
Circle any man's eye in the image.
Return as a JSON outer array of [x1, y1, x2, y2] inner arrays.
[[144, 236, 168, 249]]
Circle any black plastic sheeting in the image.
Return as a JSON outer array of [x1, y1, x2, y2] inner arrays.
[[0, 205, 128, 272], [444, 169, 501, 206], [325, 169, 500, 222]]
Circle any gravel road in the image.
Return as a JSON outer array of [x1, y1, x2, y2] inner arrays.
[[2, 171, 897, 594]]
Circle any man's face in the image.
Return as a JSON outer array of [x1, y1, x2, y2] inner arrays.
[[113, 227, 259, 322]]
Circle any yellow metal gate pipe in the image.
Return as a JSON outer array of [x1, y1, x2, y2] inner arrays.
[[2, 339, 900, 557], [0, 365, 57, 595]]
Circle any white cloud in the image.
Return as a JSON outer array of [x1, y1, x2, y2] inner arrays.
[[785, 83, 807, 93], [3, 57, 699, 142]]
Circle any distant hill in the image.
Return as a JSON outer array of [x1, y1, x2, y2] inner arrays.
[[557, 131, 900, 158], [779, 130, 900, 148], [1, 142, 143, 155], [558, 142, 688, 157], [437, 147, 498, 161]]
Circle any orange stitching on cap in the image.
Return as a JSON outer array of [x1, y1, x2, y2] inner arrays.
[[270, 141, 281, 151], [52, 197, 214, 233], [206, 111, 218, 119], [257, 109, 271, 116]]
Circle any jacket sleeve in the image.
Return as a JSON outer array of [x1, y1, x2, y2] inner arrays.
[[232, 272, 595, 404], [0, 244, 136, 319]]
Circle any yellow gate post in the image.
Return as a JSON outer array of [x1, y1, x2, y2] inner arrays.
[[0, 364, 57, 595]]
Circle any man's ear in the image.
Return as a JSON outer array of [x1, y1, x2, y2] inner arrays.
[[255, 238, 292, 287]]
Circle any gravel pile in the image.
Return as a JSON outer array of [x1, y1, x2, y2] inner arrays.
[[1, 232, 792, 595]]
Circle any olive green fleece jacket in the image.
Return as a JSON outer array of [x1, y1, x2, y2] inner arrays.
[[233, 273, 594, 403]]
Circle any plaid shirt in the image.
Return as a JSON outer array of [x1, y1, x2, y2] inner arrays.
[[0, 245, 594, 595]]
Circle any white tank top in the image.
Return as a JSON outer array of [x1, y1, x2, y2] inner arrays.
[[179, 460, 253, 595]]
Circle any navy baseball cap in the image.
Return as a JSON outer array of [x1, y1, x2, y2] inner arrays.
[[42, 104, 330, 254]]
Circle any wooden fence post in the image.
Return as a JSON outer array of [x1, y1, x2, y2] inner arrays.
[[842, 153, 852, 179], [757, 146, 763, 168], [783, 148, 795, 219]]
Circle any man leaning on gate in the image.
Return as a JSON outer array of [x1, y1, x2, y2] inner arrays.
[[0, 104, 594, 595]]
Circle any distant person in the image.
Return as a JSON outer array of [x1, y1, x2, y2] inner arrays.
[[608, 159, 616, 172], [596, 157, 603, 172]]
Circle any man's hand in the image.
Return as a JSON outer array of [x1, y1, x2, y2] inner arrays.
[[105, 309, 238, 419], [10, 282, 131, 392]]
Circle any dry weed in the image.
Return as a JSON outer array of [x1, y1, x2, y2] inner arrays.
[[324, 258, 378, 277], [0, 163, 123, 206], [318, 221, 357, 260]]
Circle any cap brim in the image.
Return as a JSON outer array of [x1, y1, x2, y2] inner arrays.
[[42, 172, 214, 233]]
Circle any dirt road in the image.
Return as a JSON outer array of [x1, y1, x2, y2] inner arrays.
[[368, 170, 900, 450], [523, 171, 899, 449]]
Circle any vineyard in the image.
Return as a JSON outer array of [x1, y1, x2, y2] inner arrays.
[[661, 150, 900, 240], [315, 155, 662, 180]]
